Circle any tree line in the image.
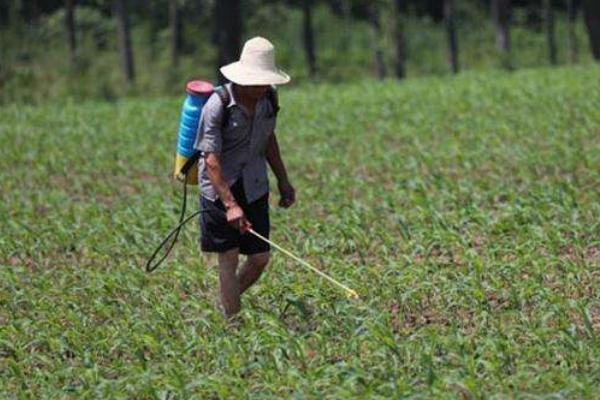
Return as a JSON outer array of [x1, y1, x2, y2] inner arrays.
[[3, 0, 600, 85]]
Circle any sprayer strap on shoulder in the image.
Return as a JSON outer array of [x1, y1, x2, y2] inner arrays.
[[214, 86, 231, 127], [266, 86, 280, 117], [215, 85, 231, 111]]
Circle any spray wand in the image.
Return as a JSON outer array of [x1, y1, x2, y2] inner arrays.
[[145, 178, 359, 300]]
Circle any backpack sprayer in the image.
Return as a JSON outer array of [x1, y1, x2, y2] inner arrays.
[[145, 80, 359, 300], [144, 81, 212, 273]]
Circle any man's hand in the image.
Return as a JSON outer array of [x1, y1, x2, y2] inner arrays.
[[267, 134, 295, 208], [278, 180, 296, 208], [226, 203, 251, 233]]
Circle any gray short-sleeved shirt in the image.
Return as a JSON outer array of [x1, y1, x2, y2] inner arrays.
[[194, 83, 277, 203]]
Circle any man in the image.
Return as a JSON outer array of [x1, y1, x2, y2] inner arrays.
[[194, 37, 295, 318]]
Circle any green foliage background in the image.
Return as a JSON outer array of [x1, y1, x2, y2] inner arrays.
[[1, 64, 599, 397], [0, 2, 596, 104]]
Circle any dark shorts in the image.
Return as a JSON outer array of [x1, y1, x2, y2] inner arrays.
[[199, 180, 270, 255]]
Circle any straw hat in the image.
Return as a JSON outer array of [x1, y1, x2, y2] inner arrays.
[[220, 37, 291, 86]]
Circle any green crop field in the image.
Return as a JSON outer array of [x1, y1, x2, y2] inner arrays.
[[1, 65, 599, 398]]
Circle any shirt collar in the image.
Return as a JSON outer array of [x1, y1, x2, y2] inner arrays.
[[224, 82, 270, 115]]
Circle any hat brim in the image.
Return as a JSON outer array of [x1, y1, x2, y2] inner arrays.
[[220, 62, 290, 86]]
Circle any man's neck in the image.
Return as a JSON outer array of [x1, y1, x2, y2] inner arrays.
[[232, 84, 258, 115]]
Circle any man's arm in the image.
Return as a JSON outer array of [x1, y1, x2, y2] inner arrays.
[[205, 153, 237, 209], [266, 133, 295, 208], [205, 153, 249, 231], [196, 94, 248, 231]]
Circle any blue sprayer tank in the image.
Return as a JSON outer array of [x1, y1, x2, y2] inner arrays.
[[173, 80, 214, 184]]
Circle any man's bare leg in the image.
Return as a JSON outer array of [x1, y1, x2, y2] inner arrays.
[[218, 248, 241, 317], [239, 252, 270, 294]]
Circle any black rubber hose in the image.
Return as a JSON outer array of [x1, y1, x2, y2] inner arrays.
[[145, 173, 216, 272], [145, 155, 229, 272]]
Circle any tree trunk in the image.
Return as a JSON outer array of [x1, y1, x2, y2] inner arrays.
[[339, 0, 352, 52], [302, 0, 317, 78], [444, 0, 459, 73], [368, 4, 386, 80], [583, 0, 600, 60], [169, 0, 182, 68], [0, 1, 7, 26], [393, 0, 406, 79], [566, 0, 578, 63], [543, 0, 558, 65], [115, 0, 135, 83], [8, 0, 22, 28], [491, 0, 512, 67], [215, 0, 242, 83], [30, 0, 40, 24], [65, 0, 76, 62]]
